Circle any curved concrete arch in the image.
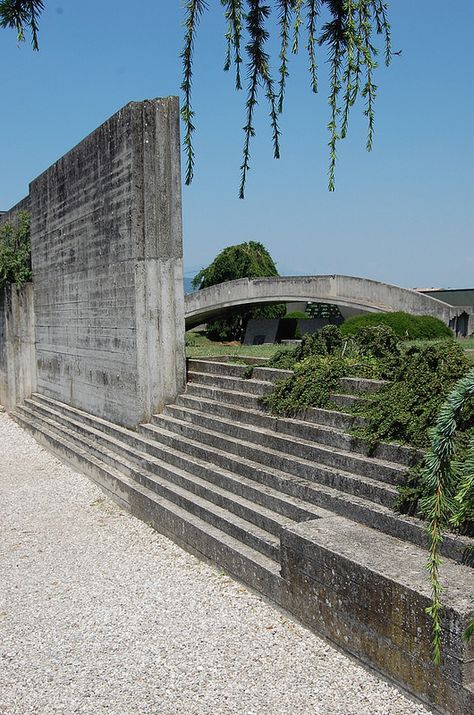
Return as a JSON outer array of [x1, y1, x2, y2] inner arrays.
[[185, 275, 469, 329]]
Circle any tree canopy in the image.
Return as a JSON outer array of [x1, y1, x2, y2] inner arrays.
[[1, 1, 392, 196], [192, 241, 285, 340], [192, 240, 280, 289]]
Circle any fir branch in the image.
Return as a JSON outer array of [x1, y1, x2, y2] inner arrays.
[[222, 0, 243, 89], [306, 0, 321, 94], [419, 368, 474, 662], [320, 2, 345, 191], [291, 0, 304, 54], [340, 0, 356, 139], [371, 0, 391, 65], [181, 0, 208, 186], [277, 0, 295, 113], [0, 0, 44, 50], [359, 0, 378, 151], [239, 0, 280, 199]]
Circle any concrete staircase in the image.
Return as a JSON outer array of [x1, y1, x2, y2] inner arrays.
[[12, 357, 474, 715]]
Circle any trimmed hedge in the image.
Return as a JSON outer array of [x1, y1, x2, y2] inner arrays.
[[340, 311, 452, 340]]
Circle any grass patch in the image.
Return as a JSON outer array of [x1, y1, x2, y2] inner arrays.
[[185, 331, 291, 359]]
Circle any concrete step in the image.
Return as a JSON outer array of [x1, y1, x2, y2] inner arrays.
[[185, 382, 263, 409], [330, 392, 365, 409], [251, 366, 294, 383], [185, 380, 359, 429], [187, 370, 273, 397], [156, 405, 406, 487], [15, 402, 282, 562], [12, 405, 282, 594], [23, 396, 331, 525], [339, 376, 388, 394], [187, 359, 249, 378], [175, 393, 418, 467], [139, 418, 474, 565], [22, 394, 473, 565]]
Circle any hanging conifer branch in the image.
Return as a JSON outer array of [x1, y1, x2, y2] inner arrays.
[[0, 0, 43, 50], [239, 0, 280, 198], [277, 0, 295, 113], [291, 0, 304, 54], [418, 368, 474, 663], [0, 2, 393, 196], [306, 0, 320, 94], [223, 0, 244, 89], [179, 0, 392, 195], [181, 0, 209, 186]]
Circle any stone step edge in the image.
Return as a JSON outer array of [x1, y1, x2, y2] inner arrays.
[[12, 407, 282, 579], [16, 402, 288, 554], [175, 392, 419, 468], [156, 405, 406, 478], [25, 394, 389, 520], [29, 393, 398, 498], [24, 393, 474, 565], [140, 419, 474, 566]]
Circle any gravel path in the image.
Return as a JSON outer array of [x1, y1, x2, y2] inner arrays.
[[0, 412, 430, 715]]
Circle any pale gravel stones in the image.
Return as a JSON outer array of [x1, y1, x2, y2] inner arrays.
[[0, 413, 429, 715]]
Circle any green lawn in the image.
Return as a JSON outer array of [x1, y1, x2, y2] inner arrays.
[[186, 332, 474, 361], [185, 332, 291, 359]]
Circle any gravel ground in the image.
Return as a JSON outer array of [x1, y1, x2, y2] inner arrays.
[[0, 412, 430, 715]]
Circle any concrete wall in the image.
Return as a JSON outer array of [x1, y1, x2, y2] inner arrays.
[[2, 97, 185, 426], [0, 283, 36, 410], [280, 517, 474, 715]]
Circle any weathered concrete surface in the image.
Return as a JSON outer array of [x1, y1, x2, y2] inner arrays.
[[185, 276, 471, 330], [0, 283, 36, 410], [280, 517, 474, 715], [25, 97, 185, 427]]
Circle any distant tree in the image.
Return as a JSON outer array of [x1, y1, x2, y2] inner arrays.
[[192, 241, 285, 341], [1, 1, 392, 196]]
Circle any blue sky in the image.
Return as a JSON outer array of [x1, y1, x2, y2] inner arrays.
[[1, 1, 473, 288]]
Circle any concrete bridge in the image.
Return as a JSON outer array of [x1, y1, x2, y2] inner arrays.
[[185, 274, 472, 332]]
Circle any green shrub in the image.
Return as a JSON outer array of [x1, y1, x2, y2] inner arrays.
[[353, 341, 471, 448], [0, 212, 32, 289], [340, 311, 452, 340], [263, 349, 382, 416]]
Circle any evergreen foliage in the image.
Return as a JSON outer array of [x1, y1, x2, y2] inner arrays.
[[192, 241, 285, 341], [340, 311, 453, 340], [353, 341, 470, 448], [182, 1, 391, 196], [0, 211, 32, 289], [2, 2, 392, 196], [0, 0, 43, 49], [415, 369, 474, 661]]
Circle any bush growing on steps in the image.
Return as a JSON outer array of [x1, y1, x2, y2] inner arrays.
[[262, 325, 393, 416], [262, 351, 382, 416], [340, 311, 453, 340], [353, 341, 471, 449], [268, 324, 398, 372]]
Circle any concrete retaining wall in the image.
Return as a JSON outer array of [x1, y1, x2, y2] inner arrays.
[[280, 517, 474, 715], [0, 283, 36, 410], [1, 97, 185, 426]]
